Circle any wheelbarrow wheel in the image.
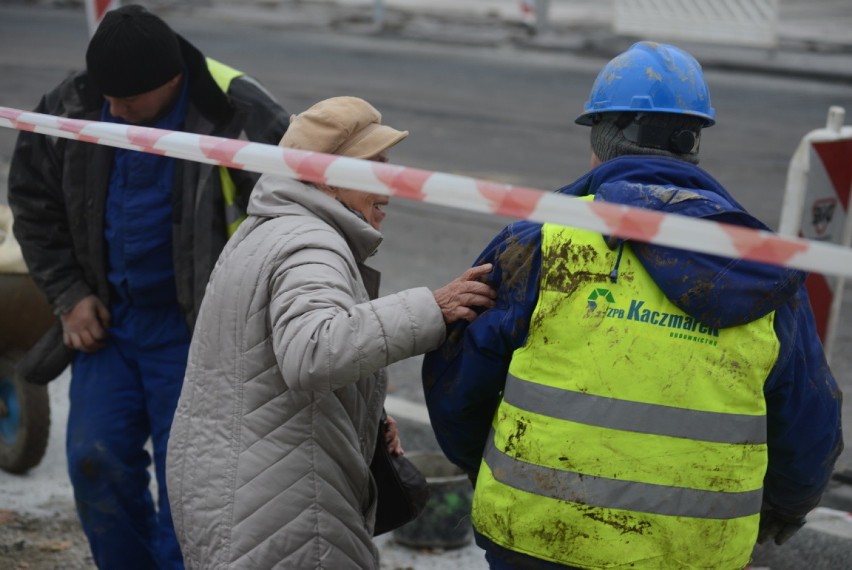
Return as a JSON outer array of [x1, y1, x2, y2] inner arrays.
[[0, 350, 50, 474]]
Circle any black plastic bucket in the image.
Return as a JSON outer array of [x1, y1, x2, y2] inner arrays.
[[393, 451, 474, 549]]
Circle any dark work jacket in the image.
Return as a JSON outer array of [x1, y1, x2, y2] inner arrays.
[[8, 34, 289, 379]]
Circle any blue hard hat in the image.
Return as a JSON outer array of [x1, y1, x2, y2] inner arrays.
[[576, 42, 716, 127]]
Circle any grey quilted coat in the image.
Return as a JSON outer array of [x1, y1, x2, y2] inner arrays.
[[166, 173, 447, 569]]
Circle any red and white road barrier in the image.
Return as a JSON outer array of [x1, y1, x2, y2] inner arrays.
[[84, 0, 118, 37], [519, 0, 551, 32], [779, 106, 852, 360], [3, 105, 852, 279]]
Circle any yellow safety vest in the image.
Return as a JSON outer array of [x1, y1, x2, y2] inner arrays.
[[206, 57, 247, 237], [472, 217, 779, 569]]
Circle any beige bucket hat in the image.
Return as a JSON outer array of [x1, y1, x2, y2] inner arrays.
[[278, 96, 408, 159]]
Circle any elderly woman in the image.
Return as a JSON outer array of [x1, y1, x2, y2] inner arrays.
[[166, 96, 494, 569]]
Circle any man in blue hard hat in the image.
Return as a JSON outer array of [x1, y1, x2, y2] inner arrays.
[[422, 41, 842, 569]]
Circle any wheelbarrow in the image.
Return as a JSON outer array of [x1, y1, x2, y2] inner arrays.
[[0, 204, 54, 474]]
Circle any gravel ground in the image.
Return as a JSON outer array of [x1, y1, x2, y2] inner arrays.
[[0, 504, 484, 570], [0, 504, 93, 570]]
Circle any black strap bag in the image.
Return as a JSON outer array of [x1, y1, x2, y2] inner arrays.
[[370, 414, 430, 536]]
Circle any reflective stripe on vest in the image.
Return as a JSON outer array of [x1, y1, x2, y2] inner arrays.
[[471, 214, 779, 569], [503, 373, 767, 445], [217, 167, 244, 237], [206, 57, 246, 237]]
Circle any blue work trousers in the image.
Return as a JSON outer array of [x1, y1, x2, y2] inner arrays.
[[67, 300, 189, 569]]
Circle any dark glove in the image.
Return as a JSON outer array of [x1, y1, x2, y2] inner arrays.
[[757, 508, 806, 545], [15, 321, 74, 385]]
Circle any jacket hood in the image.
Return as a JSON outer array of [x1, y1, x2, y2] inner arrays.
[[557, 156, 804, 328], [176, 34, 235, 124], [246, 174, 383, 263]]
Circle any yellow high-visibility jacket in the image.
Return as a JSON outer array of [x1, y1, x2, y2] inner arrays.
[[472, 220, 779, 569]]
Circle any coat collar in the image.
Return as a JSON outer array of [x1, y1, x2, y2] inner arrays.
[[247, 174, 384, 263]]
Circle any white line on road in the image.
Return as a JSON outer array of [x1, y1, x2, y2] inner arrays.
[[384, 395, 430, 425]]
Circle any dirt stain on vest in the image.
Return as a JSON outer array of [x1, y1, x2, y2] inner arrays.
[[487, 510, 516, 545], [503, 417, 529, 456], [533, 238, 610, 333], [578, 506, 652, 535], [544, 238, 604, 296], [531, 518, 590, 544]]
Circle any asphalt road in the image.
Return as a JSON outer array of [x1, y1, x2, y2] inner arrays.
[[1, 4, 852, 567]]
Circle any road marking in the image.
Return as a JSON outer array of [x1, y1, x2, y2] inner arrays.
[[384, 395, 430, 425]]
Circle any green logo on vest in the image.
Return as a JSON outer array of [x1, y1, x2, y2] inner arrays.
[[587, 288, 615, 311], [589, 287, 721, 346]]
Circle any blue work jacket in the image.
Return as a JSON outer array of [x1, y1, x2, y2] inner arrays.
[[423, 155, 843, 526], [103, 77, 190, 308]]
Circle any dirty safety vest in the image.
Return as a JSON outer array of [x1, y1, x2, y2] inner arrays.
[[206, 57, 246, 237], [472, 220, 779, 569]]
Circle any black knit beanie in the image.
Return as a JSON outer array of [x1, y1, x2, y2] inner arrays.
[[86, 5, 184, 97], [591, 113, 704, 165]]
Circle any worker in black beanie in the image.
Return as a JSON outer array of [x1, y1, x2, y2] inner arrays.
[[86, 4, 185, 99], [8, 4, 289, 569]]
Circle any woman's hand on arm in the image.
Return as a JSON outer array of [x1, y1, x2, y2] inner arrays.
[[432, 263, 496, 324]]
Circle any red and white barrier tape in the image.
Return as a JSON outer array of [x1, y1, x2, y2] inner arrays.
[[3, 105, 852, 278]]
